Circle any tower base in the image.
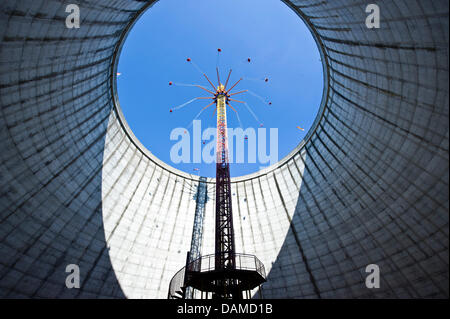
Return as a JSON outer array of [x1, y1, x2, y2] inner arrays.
[[168, 253, 266, 300]]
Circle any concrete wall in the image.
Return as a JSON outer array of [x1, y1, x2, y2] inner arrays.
[[0, 0, 448, 298]]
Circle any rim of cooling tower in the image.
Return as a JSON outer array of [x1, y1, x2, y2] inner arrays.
[[109, 0, 330, 183]]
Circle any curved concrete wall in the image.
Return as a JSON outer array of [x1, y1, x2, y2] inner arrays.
[[0, 0, 448, 298]]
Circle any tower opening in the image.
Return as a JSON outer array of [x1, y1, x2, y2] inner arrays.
[[116, 0, 324, 178]]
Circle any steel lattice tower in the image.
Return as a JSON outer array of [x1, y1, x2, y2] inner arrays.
[[215, 88, 236, 273], [185, 176, 208, 299], [190, 177, 208, 263]]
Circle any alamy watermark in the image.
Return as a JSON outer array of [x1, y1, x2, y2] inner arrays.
[[65, 264, 80, 289], [65, 4, 80, 29], [169, 120, 278, 166], [365, 264, 380, 289], [366, 4, 380, 29]]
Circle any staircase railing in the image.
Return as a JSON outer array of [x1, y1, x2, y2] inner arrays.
[[167, 266, 186, 299]]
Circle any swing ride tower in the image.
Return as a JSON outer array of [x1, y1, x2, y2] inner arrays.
[[214, 85, 237, 298], [168, 56, 266, 300], [214, 84, 235, 270]]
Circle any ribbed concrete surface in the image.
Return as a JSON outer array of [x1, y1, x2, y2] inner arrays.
[[0, 0, 448, 298]]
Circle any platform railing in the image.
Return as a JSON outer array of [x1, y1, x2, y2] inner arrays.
[[168, 253, 266, 299], [188, 253, 266, 278]]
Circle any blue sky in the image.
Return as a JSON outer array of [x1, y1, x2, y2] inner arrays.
[[117, 0, 323, 177]]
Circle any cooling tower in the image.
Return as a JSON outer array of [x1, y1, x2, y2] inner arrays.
[[0, 0, 448, 298]]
